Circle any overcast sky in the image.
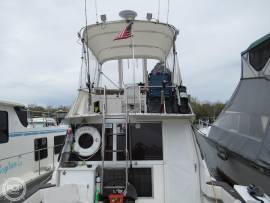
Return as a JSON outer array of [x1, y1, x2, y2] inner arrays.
[[1, 0, 270, 106]]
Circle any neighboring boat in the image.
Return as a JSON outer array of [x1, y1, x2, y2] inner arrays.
[[22, 10, 270, 203], [195, 33, 270, 195], [28, 117, 58, 128], [0, 100, 67, 201]]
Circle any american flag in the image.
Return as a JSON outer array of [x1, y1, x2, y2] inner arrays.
[[114, 22, 133, 40]]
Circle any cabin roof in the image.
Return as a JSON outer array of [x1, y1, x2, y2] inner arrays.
[[0, 100, 25, 107], [241, 32, 270, 55], [82, 20, 177, 64]]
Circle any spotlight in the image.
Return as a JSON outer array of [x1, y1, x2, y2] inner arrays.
[[146, 13, 152, 21], [100, 14, 107, 23]]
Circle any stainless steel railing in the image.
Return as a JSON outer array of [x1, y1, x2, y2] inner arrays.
[[0, 144, 65, 176]]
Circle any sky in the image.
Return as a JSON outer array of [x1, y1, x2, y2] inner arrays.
[[0, 0, 270, 106]]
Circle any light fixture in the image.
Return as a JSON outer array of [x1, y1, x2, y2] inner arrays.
[[100, 14, 107, 23], [146, 13, 152, 21]]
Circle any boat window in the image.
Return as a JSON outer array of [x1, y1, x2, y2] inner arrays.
[[129, 168, 152, 197], [216, 112, 239, 131], [249, 38, 270, 71], [217, 112, 266, 140], [33, 122, 45, 128], [54, 135, 66, 154], [34, 137, 48, 161], [0, 111, 8, 144], [117, 123, 163, 160], [14, 106, 28, 127]]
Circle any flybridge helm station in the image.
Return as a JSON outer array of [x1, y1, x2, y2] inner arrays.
[[77, 10, 180, 87], [69, 10, 189, 117]]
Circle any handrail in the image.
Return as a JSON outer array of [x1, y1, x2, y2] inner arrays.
[[0, 144, 64, 162], [0, 144, 65, 176], [100, 86, 107, 194], [139, 86, 142, 112]]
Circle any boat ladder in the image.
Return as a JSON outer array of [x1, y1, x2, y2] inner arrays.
[[100, 86, 130, 196]]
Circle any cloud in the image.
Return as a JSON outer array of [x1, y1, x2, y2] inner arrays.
[[0, 0, 269, 106]]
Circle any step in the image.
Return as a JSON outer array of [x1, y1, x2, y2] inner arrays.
[[103, 186, 126, 189], [105, 149, 125, 153]]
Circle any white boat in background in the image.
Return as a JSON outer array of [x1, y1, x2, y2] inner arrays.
[[0, 100, 67, 201], [22, 10, 270, 203], [28, 117, 58, 128]]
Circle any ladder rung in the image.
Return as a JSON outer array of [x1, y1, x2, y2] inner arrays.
[[105, 149, 125, 153], [103, 186, 125, 189], [107, 132, 125, 136]]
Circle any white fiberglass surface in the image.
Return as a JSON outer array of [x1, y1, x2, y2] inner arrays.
[[83, 21, 175, 64], [163, 119, 201, 203]]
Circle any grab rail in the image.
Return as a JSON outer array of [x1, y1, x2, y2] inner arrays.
[[0, 144, 65, 175]]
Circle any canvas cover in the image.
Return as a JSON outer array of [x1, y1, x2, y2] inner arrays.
[[208, 33, 270, 169], [209, 78, 270, 168]]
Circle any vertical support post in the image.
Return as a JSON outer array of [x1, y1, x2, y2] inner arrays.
[[139, 86, 142, 113], [96, 64, 102, 87], [38, 150, 41, 175], [118, 59, 123, 89], [142, 58, 147, 84], [101, 86, 106, 194], [53, 145, 55, 170], [125, 86, 129, 191], [131, 35, 136, 105]]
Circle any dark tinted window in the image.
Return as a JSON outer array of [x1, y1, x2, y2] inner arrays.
[[14, 106, 28, 127], [34, 137, 48, 161], [0, 111, 8, 144], [249, 38, 270, 71], [118, 123, 163, 160], [117, 123, 129, 160], [54, 135, 65, 154], [129, 168, 152, 197]]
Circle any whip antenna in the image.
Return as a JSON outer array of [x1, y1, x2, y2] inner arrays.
[[166, 0, 170, 23], [84, 0, 92, 108], [157, 0, 161, 21], [94, 0, 99, 23]]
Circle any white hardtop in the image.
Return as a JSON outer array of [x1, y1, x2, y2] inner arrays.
[[0, 99, 24, 107], [83, 20, 177, 64]]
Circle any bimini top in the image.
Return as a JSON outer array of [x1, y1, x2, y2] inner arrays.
[[82, 20, 178, 64]]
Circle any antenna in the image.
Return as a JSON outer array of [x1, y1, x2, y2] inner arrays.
[[84, 0, 92, 107], [157, 0, 160, 21], [166, 0, 170, 23], [119, 10, 137, 21]]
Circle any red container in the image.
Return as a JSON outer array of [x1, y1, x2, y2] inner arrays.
[[109, 193, 124, 203]]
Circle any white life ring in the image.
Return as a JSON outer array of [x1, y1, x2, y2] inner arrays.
[[74, 126, 101, 157]]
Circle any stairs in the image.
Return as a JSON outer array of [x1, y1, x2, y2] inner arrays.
[[100, 87, 130, 197]]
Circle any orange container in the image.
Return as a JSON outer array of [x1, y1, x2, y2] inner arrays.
[[109, 193, 124, 203]]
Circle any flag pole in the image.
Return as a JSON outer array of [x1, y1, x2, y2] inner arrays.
[[131, 26, 136, 106]]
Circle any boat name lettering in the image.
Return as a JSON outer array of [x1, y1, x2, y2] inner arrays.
[[0, 161, 23, 175]]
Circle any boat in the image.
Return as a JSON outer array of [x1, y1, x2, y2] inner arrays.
[[0, 100, 67, 201], [22, 10, 270, 203], [28, 117, 58, 128], [195, 33, 270, 195]]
